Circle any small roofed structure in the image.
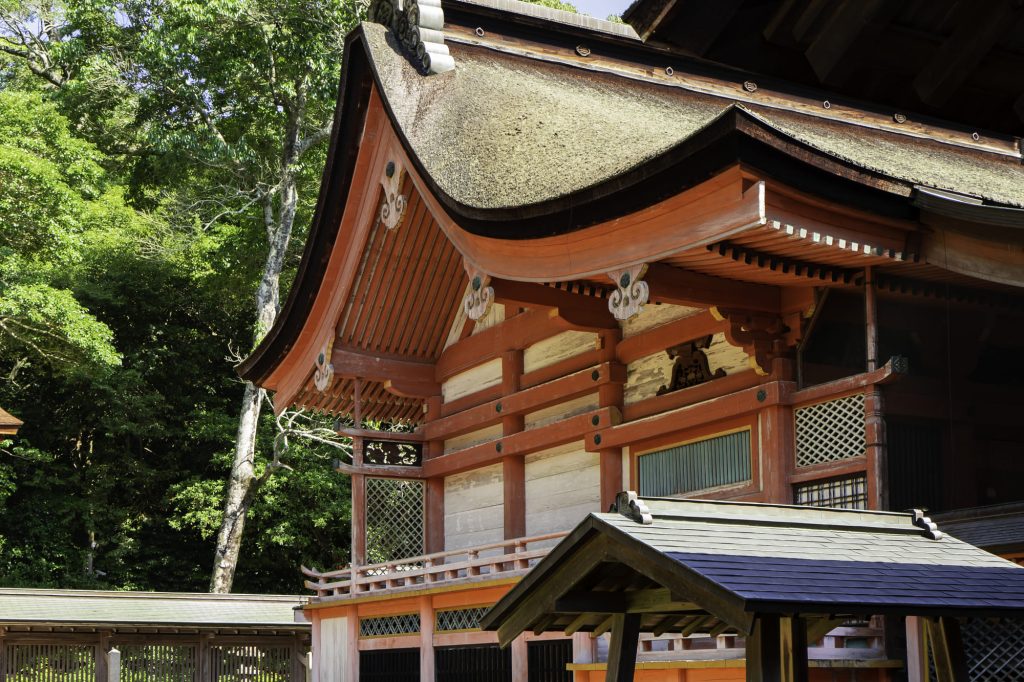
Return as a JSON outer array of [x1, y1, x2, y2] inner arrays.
[[481, 493, 1024, 682], [0, 589, 310, 682], [0, 406, 22, 436]]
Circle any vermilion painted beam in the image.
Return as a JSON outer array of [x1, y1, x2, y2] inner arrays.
[[491, 279, 612, 321], [423, 407, 620, 478], [423, 362, 625, 441], [331, 347, 436, 385], [645, 262, 780, 313]]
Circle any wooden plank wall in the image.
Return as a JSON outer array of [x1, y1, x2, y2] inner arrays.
[[525, 443, 601, 537], [444, 463, 504, 550]]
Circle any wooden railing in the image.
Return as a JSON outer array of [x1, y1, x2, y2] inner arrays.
[[302, 532, 569, 598]]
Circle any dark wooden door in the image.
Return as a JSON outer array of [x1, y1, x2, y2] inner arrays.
[[435, 645, 512, 682], [359, 648, 419, 682]]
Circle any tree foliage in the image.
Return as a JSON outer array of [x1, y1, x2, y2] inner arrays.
[[0, 0, 357, 592]]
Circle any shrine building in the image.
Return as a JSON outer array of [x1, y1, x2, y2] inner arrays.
[[238, 0, 1024, 679]]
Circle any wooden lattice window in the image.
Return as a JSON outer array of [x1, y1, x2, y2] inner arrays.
[[638, 430, 751, 497], [793, 474, 867, 510], [794, 394, 866, 467], [366, 477, 424, 564]]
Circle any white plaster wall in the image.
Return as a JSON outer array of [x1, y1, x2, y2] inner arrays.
[[624, 332, 750, 405], [619, 302, 700, 338], [524, 393, 600, 430]]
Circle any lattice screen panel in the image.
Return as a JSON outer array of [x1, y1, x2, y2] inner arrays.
[[366, 477, 424, 564], [962, 617, 1024, 681], [436, 607, 490, 632], [4, 644, 95, 681], [794, 393, 866, 467], [793, 474, 867, 510], [119, 644, 197, 682], [209, 645, 292, 682], [360, 613, 421, 638]]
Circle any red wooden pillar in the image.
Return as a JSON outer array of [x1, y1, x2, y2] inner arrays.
[[351, 379, 367, 566], [863, 267, 888, 510], [502, 350, 526, 540], [424, 396, 445, 554], [599, 329, 624, 508]]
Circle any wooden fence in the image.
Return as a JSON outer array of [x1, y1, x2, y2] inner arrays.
[[0, 639, 308, 682]]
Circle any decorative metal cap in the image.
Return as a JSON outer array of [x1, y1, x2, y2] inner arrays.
[[912, 509, 944, 540]]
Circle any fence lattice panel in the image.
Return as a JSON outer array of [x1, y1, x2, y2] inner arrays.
[[120, 644, 196, 682], [209, 645, 292, 682], [359, 613, 421, 638], [963, 618, 1024, 681], [436, 607, 490, 632], [4, 644, 95, 682], [794, 394, 866, 467], [366, 477, 424, 564]]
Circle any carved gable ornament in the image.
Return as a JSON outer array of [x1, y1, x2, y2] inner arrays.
[[657, 335, 726, 395], [313, 339, 335, 392], [368, 0, 455, 74]]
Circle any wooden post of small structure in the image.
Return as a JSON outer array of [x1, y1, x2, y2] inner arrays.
[[606, 613, 642, 682], [599, 329, 624, 509], [511, 635, 528, 682], [925, 617, 969, 682], [746, 614, 782, 682], [351, 379, 367, 567], [779, 616, 808, 682]]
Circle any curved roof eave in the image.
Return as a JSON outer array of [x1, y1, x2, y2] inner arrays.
[[237, 22, 1002, 387]]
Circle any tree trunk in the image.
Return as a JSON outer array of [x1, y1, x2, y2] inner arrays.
[[209, 170, 298, 593]]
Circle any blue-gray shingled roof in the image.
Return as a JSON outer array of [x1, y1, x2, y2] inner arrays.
[[0, 589, 308, 628], [482, 497, 1024, 642]]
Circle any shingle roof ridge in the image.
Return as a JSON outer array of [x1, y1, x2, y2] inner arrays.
[[0, 587, 305, 602]]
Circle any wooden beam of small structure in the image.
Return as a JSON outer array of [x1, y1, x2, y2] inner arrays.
[[925, 617, 969, 682], [554, 588, 697, 614]]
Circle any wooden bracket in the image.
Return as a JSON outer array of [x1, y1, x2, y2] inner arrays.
[[711, 306, 790, 376], [313, 339, 335, 392], [607, 264, 649, 320], [378, 160, 408, 230], [462, 261, 494, 321]]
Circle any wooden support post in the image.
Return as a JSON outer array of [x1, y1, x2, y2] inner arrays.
[[425, 395, 445, 554], [347, 608, 360, 682], [926, 617, 969, 682], [779, 616, 808, 682], [511, 635, 528, 682], [96, 630, 110, 682], [760, 404, 794, 504], [502, 351, 526, 541], [865, 267, 878, 372], [905, 616, 926, 682], [747, 615, 782, 682], [420, 596, 436, 682], [426, 477, 445, 554], [606, 613, 641, 682], [599, 329, 625, 508], [351, 379, 367, 567]]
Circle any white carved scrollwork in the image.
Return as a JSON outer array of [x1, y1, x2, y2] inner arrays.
[[607, 264, 649, 320], [313, 340, 335, 392], [462, 264, 494, 321], [379, 160, 408, 230], [368, 0, 455, 74]]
